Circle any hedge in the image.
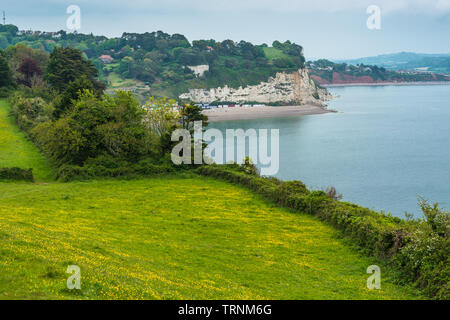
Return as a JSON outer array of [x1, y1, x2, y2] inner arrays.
[[57, 159, 176, 182], [196, 165, 449, 299], [0, 167, 34, 182]]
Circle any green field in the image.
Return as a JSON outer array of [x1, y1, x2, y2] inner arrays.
[[0, 99, 421, 300], [0, 178, 421, 300], [263, 47, 290, 60], [0, 99, 53, 181], [107, 72, 145, 89]]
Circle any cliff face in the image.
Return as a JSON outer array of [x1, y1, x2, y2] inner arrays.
[[179, 68, 332, 106]]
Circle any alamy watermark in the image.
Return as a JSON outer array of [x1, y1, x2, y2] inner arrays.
[[66, 265, 81, 290], [366, 5, 381, 30], [366, 265, 381, 289], [171, 121, 279, 176], [66, 5, 81, 31]]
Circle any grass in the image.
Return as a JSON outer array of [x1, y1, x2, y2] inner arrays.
[[0, 177, 421, 300], [107, 72, 145, 89], [263, 47, 289, 60], [0, 99, 53, 181]]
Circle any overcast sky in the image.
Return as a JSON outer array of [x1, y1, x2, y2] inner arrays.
[[2, 0, 450, 59]]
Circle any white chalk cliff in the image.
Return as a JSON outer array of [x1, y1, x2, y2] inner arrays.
[[179, 68, 332, 106]]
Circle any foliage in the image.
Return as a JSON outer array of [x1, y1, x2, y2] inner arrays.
[[45, 47, 104, 94], [144, 96, 179, 136], [56, 157, 176, 182], [10, 94, 53, 131], [242, 156, 258, 175], [52, 75, 96, 117], [0, 50, 14, 88], [307, 59, 450, 84], [325, 186, 343, 201], [4, 43, 49, 81], [0, 167, 34, 181], [179, 102, 208, 131], [31, 90, 153, 166], [0, 25, 309, 99], [17, 57, 42, 87]]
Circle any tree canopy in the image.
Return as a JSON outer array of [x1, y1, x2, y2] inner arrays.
[[45, 47, 104, 93]]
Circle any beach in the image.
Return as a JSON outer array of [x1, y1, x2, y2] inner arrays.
[[203, 105, 333, 122]]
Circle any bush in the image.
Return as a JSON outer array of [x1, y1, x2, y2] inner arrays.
[[0, 87, 12, 98], [0, 167, 34, 182], [56, 156, 176, 182], [196, 164, 449, 299], [9, 94, 53, 131]]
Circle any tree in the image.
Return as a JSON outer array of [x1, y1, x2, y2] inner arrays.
[[144, 97, 179, 155], [0, 51, 13, 88], [6, 44, 49, 74], [45, 47, 105, 93], [17, 57, 42, 87], [119, 56, 134, 77], [179, 103, 208, 131], [144, 97, 179, 137], [53, 75, 95, 117], [33, 90, 153, 166], [0, 24, 19, 37]]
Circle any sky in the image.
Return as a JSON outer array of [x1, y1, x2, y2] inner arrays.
[[2, 0, 450, 59]]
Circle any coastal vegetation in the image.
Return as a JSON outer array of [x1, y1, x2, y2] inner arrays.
[[0, 24, 305, 100], [307, 59, 450, 85]]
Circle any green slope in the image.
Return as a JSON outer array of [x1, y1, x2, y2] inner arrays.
[[0, 178, 421, 299], [0, 99, 53, 181]]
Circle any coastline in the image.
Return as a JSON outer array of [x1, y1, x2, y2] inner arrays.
[[322, 81, 450, 87], [203, 105, 334, 122]]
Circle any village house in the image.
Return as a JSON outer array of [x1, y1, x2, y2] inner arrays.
[[99, 54, 114, 64]]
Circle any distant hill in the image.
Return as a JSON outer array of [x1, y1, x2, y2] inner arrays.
[[335, 52, 450, 74], [307, 59, 450, 85]]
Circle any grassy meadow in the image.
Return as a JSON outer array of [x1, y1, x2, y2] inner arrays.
[[262, 47, 290, 60], [107, 72, 145, 88], [0, 178, 421, 300], [0, 99, 53, 181], [0, 99, 422, 300]]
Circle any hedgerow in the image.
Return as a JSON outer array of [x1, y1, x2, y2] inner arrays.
[[57, 157, 177, 182], [0, 167, 34, 182]]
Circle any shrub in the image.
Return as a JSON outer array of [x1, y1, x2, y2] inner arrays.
[[0, 167, 34, 182], [324, 186, 343, 200], [10, 94, 53, 131], [56, 157, 176, 182]]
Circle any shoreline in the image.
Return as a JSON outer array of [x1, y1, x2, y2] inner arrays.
[[322, 81, 450, 87], [203, 105, 334, 122]]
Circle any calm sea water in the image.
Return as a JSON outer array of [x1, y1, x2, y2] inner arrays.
[[209, 85, 450, 217]]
